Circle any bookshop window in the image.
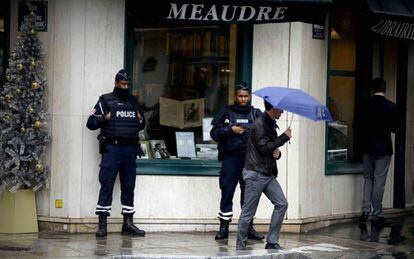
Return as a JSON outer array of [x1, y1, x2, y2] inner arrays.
[[327, 7, 361, 173], [132, 25, 237, 161]]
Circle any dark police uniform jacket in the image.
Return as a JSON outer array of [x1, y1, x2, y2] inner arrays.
[[244, 112, 290, 177], [86, 90, 145, 143], [210, 104, 261, 158]]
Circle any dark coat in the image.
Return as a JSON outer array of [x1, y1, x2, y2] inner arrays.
[[359, 95, 398, 156], [244, 112, 290, 177]]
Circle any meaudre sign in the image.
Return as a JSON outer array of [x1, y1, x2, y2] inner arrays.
[[166, 3, 288, 22], [129, 1, 331, 27]]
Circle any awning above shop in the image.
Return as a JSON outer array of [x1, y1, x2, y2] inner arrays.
[[126, 0, 332, 28], [366, 0, 414, 40]]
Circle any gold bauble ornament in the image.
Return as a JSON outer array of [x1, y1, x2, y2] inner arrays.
[[31, 82, 40, 90], [30, 60, 37, 67], [28, 107, 35, 113], [16, 89, 22, 95], [30, 28, 36, 35], [5, 94, 12, 101], [16, 64, 24, 71], [35, 163, 44, 172], [5, 115, 10, 120], [10, 52, 16, 60], [34, 120, 42, 129], [20, 127, 26, 133], [5, 75, 11, 81]]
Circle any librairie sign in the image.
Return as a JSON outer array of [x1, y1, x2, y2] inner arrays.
[[371, 19, 414, 41]]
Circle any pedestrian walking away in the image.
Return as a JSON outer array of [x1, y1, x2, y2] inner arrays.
[[236, 100, 292, 250], [357, 78, 398, 227], [86, 69, 146, 237], [210, 82, 263, 241]]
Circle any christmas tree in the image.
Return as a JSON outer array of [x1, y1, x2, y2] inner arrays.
[[0, 11, 50, 196]]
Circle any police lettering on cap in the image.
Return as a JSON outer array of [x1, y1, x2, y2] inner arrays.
[[235, 81, 250, 93], [115, 69, 131, 82]]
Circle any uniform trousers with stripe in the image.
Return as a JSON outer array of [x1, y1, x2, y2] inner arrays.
[[95, 144, 137, 216], [218, 154, 245, 221]]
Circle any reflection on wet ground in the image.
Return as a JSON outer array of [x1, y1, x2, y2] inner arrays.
[[308, 215, 414, 258], [0, 215, 413, 258]]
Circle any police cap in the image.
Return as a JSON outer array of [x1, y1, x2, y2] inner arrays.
[[115, 69, 131, 82], [235, 81, 250, 93]]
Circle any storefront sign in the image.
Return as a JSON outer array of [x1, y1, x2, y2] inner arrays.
[[371, 19, 414, 40], [130, 1, 331, 27], [312, 24, 325, 39], [18, 0, 48, 32], [167, 3, 288, 23]]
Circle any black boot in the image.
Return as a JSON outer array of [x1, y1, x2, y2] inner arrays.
[[358, 212, 370, 223], [215, 219, 229, 240], [121, 214, 145, 236], [248, 219, 265, 240], [96, 215, 107, 237]]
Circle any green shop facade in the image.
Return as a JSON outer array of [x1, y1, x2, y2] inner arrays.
[[1, 0, 413, 232]]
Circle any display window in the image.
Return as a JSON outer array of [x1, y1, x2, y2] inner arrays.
[[132, 25, 237, 162]]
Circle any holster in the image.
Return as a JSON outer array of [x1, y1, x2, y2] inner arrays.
[[218, 150, 224, 162], [97, 134, 107, 154]]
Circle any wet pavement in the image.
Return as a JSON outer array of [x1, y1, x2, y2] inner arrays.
[[0, 215, 413, 258]]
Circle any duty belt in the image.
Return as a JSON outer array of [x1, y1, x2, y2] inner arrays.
[[105, 138, 137, 146]]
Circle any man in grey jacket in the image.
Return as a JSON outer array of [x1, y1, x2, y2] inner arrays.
[[236, 100, 292, 250]]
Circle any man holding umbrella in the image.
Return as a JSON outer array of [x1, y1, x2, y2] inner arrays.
[[236, 86, 331, 250], [236, 100, 291, 250]]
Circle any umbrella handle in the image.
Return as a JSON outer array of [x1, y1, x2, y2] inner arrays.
[[288, 113, 294, 128], [288, 113, 293, 144]]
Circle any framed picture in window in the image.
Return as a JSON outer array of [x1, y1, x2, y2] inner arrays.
[[138, 140, 151, 159], [176, 132, 196, 158], [149, 140, 170, 159]]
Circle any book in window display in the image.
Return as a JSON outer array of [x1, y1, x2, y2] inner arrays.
[[196, 144, 218, 160], [159, 97, 204, 129]]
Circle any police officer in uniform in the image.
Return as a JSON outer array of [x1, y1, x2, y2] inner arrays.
[[210, 82, 264, 240], [87, 69, 145, 237]]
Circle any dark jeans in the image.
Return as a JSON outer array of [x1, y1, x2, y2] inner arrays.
[[96, 144, 137, 216], [218, 154, 245, 221]]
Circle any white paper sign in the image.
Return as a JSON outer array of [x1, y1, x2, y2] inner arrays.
[[203, 117, 213, 141], [176, 132, 196, 158]]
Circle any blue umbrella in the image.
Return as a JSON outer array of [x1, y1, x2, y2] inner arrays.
[[253, 86, 333, 122]]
